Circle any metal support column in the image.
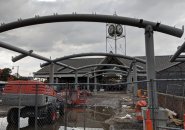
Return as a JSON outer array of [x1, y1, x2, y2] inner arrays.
[[133, 60, 138, 103], [126, 73, 131, 93], [145, 25, 159, 130], [94, 70, 97, 92], [87, 74, 90, 91], [56, 78, 58, 83], [49, 62, 54, 83], [75, 71, 78, 90], [115, 34, 117, 54]]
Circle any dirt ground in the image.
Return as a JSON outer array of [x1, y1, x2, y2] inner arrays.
[[88, 92, 143, 130], [0, 91, 143, 130], [0, 100, 13, 117]]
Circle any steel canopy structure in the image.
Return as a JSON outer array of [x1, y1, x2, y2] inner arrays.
[[170, 41, 185, 62], [89, 72, 127, 78], [0, 14, 183, 37], [82, 69, 128, 77], [0, 41, 51, 62], [0, 13, 184, 130], [40, 52, 146, 67], [61, 64, 130, 73]]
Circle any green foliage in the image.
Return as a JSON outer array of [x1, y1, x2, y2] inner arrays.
[[0, 68, 12, 81]]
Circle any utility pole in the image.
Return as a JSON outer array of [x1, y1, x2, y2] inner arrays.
[[12, 66, 19, 78]]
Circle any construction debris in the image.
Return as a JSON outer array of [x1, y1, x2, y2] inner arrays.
[[165, 108, 183, 126]]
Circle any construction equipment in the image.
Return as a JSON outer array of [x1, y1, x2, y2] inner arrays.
[[60, 88, 87, 107], [2, 80, 64, 125]]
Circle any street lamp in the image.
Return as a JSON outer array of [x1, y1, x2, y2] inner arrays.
[[12, 66, 19, 78]]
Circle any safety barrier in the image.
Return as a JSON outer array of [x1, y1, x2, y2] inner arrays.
[[0, 79, 185, 130]]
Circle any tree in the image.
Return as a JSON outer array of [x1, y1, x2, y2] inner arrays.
[[0, 68, 12, 81]]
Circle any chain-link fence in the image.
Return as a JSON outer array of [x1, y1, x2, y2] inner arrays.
[[129, 79, 185, 130], [0, 80, 185, 130], [0, 81, 121, 130]]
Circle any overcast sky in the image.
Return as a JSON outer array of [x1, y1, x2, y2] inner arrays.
[[0, 0, 185, 76]]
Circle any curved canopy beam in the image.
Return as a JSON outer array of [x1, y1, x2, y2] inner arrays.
[[55, 62, 76, 71], [61, 64, 129, 73], [0, 41, 51, 62], [0, 14, 183, 37], [170, 41, 185, 62], [12, 50, 33, 62], [82, 69, 128, 77], [41, 52, 146, 67], [0, 40, 76, 70], [90, 72, 127, 78]]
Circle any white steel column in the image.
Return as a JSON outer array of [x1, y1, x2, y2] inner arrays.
[[75, 71, 78, 90], [94, 70, 97, 92], [49, 62, 54, 83], [126, 73, 131, 93], [145, 25, 158, 130], [87, 74, 90, 91], [133, 60, 138, 103]]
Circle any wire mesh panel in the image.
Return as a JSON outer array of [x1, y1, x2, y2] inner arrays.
[[1, 79, 184, 130]]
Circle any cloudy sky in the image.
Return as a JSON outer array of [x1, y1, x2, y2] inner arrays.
[[0, 0, 185, 76]]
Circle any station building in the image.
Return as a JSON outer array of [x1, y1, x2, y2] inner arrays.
[[34, 55, 185, 94]]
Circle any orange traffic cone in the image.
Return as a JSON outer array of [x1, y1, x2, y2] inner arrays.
[[145, 109, 153, 130]]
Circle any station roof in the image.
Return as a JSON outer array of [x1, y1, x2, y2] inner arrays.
[[34, 55, 180, 78]]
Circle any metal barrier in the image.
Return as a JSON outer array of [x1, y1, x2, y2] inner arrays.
[[0, 80, 185, 130], [0, 82, 119, 130]]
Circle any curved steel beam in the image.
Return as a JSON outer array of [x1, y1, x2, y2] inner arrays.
[[41, 52, 146, 67], [0, 41, 51, 62], [90, 72, 127, 78], [54, 62, 76, 70], [170, 41, 185, 62], [0, 14, 183, 37], [82, 69, 128, 77], [136, 65, 144, 70], [64, 64, 129, 73], [12, 50, 33, 62], [0, 40, 76, 70]]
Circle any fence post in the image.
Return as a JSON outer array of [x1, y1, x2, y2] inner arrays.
[[35, 84, 38, 130], [182, 83, 185, 119], [150, 79, 157, 130], [64, 83, 68, 130], [83, 86, 86, 130], [18, 84, 22, 130]]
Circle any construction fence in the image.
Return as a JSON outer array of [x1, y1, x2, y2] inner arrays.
[[0, 79, 184, 130]]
